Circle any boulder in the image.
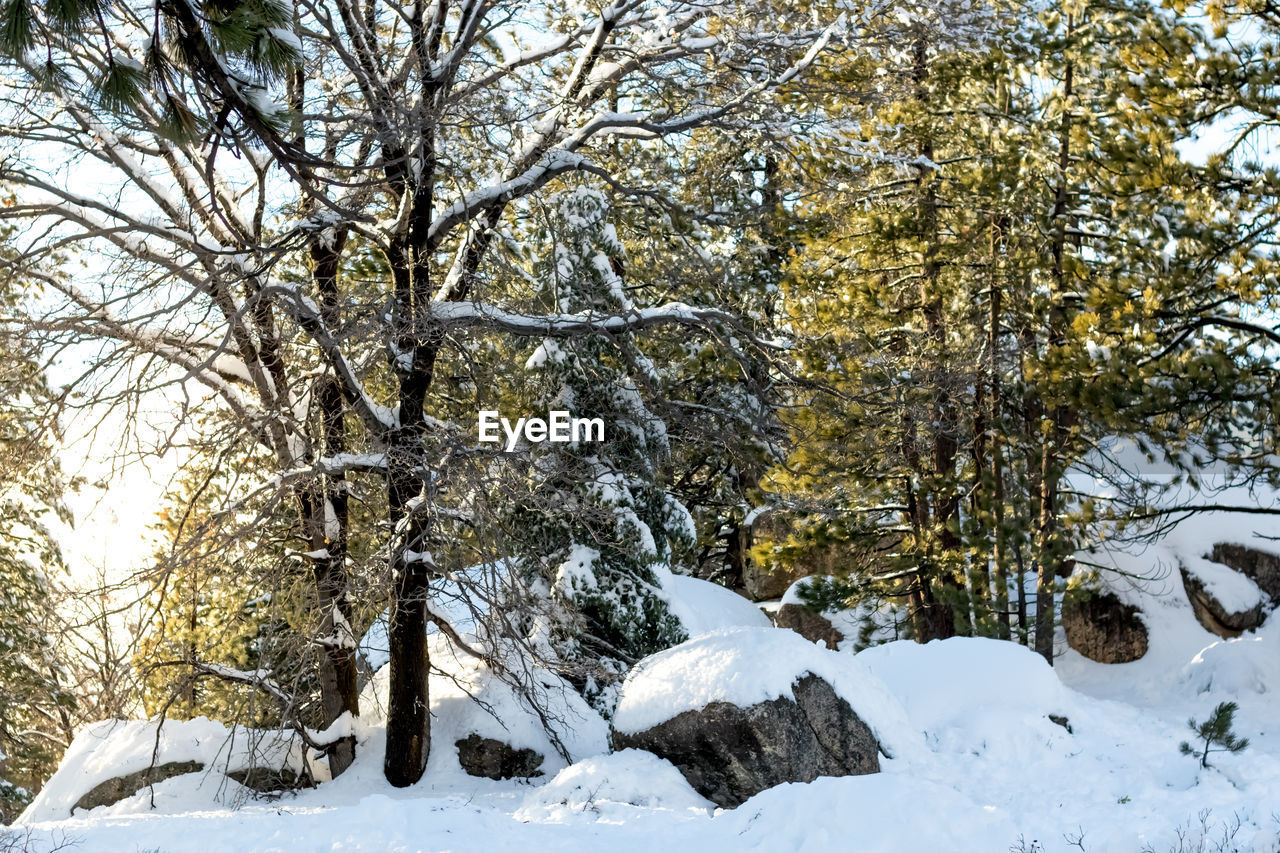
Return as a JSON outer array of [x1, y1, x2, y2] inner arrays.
[[72, 761, 203, 813], [226, 766, 312, 793], [1061, 592, 1147, 663], [455, 734, 544, 780], [774, 603, 844, 649], [1180, 565, 1265, 638], [742, 561, 809, 602], [612, 673, 880, 808], [1208, 543, 1280, 600]]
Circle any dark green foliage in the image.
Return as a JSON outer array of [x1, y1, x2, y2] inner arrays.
[[0, 0, 33, 54], [507, 188, 691, 712], [0, 0, 300, 135], [1180, 702, 1250, 769]]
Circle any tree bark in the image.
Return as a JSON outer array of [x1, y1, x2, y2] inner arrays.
[[306, 230, 359, 776], [911, 25, 961, 639], [988, 234, 1010, 641], [382, 115, 441, 785], [1035, 35, 1077, 664]]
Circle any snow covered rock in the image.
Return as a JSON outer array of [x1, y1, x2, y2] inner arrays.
[[454, 735, 544, 780], [21, 718, 313, 821], [358, 634, 609, 780], [775, 576, 910, 651], [608, 627, 913, 808], [1062, 591, 1148, 663], [1180, 563, 1266, 638], [1208, 542, 1280, 600], [73, 761, 204, 813], [612, 673, 879, 808], [775, 578, 845, 650], [660, 573, 772, 636]]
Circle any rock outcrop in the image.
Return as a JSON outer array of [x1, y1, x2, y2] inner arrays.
[[455, 734, 544, 780], [774, 603, 844, 649], [1180, 565, 1266, 638], [1061, 592, 1148, 663], [612, 673, 880, 808], [72, 761, 204, 813], [226, 766, 312, 793], [742, 561, 810, 602], [1208, 543, 1280, 599]]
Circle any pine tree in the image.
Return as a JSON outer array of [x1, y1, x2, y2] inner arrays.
[[134, 462, 310, 729], [0, 229, 74, 823], [759, 0, 1279, 659], [508, 187, 692, 713], [1180, 702, 1250, 769]]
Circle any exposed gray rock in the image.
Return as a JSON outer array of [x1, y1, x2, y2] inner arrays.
[[72, 761, 204, 813], [611, 673, 880, 808], [743, 561, 810, 602], [1061, 592, 1148, 664], [1180, 565, 1266, 638], [455, 734, 544, 780], [226, 766, 312, 793], [774, 603, 844, 649], [1208, 543, 1280, 600]]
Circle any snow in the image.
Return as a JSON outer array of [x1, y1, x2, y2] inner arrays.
[[658, 573, 772, 636], [859, 637, 1075, 730], [359, 633, 610, 774], [18, 525, 1280, 852], [1180, 553, 1267, 614], [610, 627, 921, 763], [553, 545, 601, 596], [21, 717, 312, 822], [514, 750, 712, 822]]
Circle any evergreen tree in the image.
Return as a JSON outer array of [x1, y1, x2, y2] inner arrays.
[[508, 187, 692, 713], [1180, 702, 1251, 769], [134, 463, 309, 728], [0, 229, 74, 822], [760, 0, 1279, 659]]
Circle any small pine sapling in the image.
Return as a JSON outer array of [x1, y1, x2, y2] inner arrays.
[[1179, 701, 1250, 769]]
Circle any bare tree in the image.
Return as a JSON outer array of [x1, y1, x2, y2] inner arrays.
[[1, 0, 858, 785]]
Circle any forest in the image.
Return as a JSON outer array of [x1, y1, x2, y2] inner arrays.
[[1, 0, 1280, 849]]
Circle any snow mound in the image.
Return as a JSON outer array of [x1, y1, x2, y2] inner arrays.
[[611, 627, 921, 761], [20, 717, 308, 822], [661, 573, 771, 636], [1181, 634, 1277, 695], [719, 774, 1014, 852], [515, 749, 711, 821], [359, 633, 609, 779], [858, 637, 1074, 731]]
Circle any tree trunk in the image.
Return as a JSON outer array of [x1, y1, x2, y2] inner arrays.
[[989, 245, 1010, 641], [384, 427, 432, 787], [912, 26, 961, 639], [1035, 35, 1077, 665], [300, 231, 360, 776], [383, 129, 440, 785]]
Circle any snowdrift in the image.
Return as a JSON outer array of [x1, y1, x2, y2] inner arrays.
[[16, 526, 1280, 851], [20, 717, 313, 822]]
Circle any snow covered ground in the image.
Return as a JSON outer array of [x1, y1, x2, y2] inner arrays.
[[11, 534, 1280, 853]]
